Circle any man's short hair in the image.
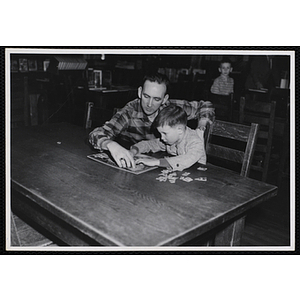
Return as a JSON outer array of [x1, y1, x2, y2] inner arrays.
[[142, 72, 170, 94], [154, 105, 187, 128]]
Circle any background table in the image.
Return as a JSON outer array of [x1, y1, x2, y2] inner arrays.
[[88, 85, 137, 110], [11, 123, 278, 247]]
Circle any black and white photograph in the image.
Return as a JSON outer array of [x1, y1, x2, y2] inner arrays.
[[1, 0, 299, 297], [5, 48, 295, 251]]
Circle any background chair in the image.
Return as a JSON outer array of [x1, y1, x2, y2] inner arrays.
[[239, 97, 276, 182], [206, 120, 259, 177], [208, 92, 235, 122], [84, 101, 115, 130], [244, 89, 270, 102]]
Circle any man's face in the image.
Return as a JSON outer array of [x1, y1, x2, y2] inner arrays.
[[138, 80, 169, 116], [219, 62, 232, 76], [157, 124, 181, 146]]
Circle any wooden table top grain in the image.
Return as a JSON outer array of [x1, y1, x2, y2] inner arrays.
[[11, 123, 278, 246]]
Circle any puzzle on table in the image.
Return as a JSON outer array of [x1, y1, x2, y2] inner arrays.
[[87, 152, 158, 175]]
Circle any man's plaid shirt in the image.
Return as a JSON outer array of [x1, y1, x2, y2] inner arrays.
[[89, 98, 215, 150]]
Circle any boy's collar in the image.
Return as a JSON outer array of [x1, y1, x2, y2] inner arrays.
[[174, 126, 187, 146]]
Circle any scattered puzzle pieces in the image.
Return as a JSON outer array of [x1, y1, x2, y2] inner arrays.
[[156, 169, 208, 183], [195, 177, 207, 181], [182, 172, 190, 176], [156, 176, 168, 182], [180, 176, 193, 182], [160, 169, 169, 175], [197, 166, 207, 171]]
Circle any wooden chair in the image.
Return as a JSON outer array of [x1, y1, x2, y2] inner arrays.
[[208, 92, 234, 122], [206, 120, 259, 177], [245, 89, 270, 102], [186, 120, 259, 246], [84, 101, 114, 130], [274, 101, 290, 187], [239, 97, 276, 182]]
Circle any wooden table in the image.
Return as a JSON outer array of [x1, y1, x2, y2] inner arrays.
[[11, 123, 278, 247]]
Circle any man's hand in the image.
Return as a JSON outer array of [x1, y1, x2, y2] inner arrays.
[[135, 157, 159, 167], [88, 131, 101, 150], [106, 141, 136, 169]]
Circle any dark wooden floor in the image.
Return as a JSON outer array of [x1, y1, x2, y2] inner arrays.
[[241, 176, 291, 246], [11, 213, 55, 247]]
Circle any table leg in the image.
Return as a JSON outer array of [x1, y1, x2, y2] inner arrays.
[[214, 216, 246, 246], [11, 189, 101, 246]]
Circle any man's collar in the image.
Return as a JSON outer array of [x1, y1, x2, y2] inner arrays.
[[132, 99, 149, 121]]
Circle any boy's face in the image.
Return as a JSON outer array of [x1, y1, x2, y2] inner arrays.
[[157, 124, 182, 146], [138, 80, 169, 117], [219, 62, 232, 76]]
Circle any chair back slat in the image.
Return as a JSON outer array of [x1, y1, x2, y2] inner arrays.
[[210, 121, 251, 142], [257, 131, 269, 139], [206, 120, 259, 177], [255, 144, 268, 153], [243, 98, 273, 113], [206, 144, 245, 164], [243, 115, 272, 127]]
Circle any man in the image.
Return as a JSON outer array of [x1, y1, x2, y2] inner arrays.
[[89, 72, 215, 168], [245, 55, 280, 91]]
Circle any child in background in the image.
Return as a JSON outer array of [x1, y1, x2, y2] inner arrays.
[[129, 105, 206, 171], [210, 59, 234, 95]]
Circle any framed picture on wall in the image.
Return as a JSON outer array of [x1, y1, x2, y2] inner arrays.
[[19, 58, 28, 72], [37, 59, 44, 71], [11, 59, 18, 72], [28, 59, 38, 71], [43, 59, 50, 71]]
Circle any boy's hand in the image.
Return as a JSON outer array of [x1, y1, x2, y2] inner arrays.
[[129, 147, 138, 157], [135, 157, 159, 167]]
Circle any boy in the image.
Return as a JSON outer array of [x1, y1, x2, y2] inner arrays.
[[210, 59, 234, 95], [129, 105, 206, 171]]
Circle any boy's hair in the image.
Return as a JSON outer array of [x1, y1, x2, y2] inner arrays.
[[219, 58, 232, 68], [142, 72, 170, 94], [154, 105, 187, 128]]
